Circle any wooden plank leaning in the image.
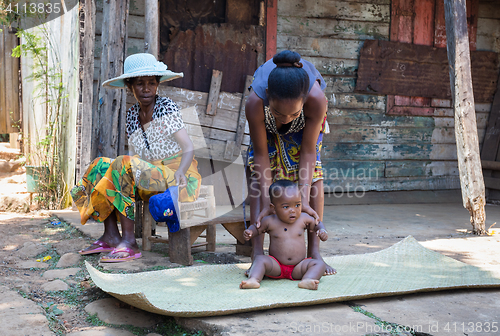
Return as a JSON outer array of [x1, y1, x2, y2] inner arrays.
[[444, 0, 486, 234], [206, 70, 222, 116], [226, 75, 253, 160]]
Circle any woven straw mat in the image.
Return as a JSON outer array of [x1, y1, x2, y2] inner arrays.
[[85, 236, 500, 317]]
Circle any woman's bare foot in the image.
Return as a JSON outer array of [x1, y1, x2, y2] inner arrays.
[[79, 236, 120, 255], [298, 279, 319, 290], [324, 264, 337, 275], [240, 278, 261, 289]]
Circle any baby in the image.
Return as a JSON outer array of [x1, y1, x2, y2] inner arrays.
[[240, 180, 328, 290]]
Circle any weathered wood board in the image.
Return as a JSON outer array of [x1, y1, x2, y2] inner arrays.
[[322, 176, 460, 192], [278, 17, 389, 40], [323, 143, 458, 161], [0, 27, 20, 134], [278, 36, 363, 59], [278, 1, 390, 22], [355, 40, 499, 102]]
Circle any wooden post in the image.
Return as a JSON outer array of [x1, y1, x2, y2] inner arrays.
[[144, 0, 159, 58], [266, 0, 277, 61], [96, 0, 129, 158], [0, 27, 20, 135], [169, 228, 194, 265], [79, 0, 96, 177], [444, 0, 486, 234], [232, 75, 253, 157]]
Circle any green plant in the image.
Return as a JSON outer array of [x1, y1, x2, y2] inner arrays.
[[11, 24, 69, 209], [40, 301, 66, 335]]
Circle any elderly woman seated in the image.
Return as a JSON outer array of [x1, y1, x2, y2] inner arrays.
[[71, 53, 201, 262]]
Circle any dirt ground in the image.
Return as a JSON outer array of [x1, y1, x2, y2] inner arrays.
[[0, 142, 211, 335]]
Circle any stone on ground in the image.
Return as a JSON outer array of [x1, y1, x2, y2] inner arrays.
[[0, 285, 54, 336], [84, 298, 161, 328], [54, 238, 88, 255], [17, 241, 47, 258], [66, 326, 135, 336], [56, 252, 81, 267], [41, 279, 69, 291], [16, 260, 50, 269], [43, 267, 81, 280]]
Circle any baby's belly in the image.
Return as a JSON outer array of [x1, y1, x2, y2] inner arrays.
[[269, 243, 307, 265]]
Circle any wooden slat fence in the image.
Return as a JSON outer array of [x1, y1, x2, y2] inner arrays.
[[0, 26, 20, 134]]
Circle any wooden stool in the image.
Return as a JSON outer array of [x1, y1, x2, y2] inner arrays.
[[167, 215, 249, 265], [135, 185, 217, 254]]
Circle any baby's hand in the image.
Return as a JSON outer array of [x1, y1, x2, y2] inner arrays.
[[317, 229, 328, 241], [243, 229, 253, 241]]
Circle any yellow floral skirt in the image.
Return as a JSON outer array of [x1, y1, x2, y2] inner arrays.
[[70, 154, 201, 225]]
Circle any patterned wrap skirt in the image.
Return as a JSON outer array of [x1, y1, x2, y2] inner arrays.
[[248, 115, 328, 183], [70, 153, 201, 225]]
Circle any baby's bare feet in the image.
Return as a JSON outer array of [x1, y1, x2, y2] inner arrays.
[[298, 279, 319, 290], [240, 278, 261, 289], [324, 264, 337, 275]]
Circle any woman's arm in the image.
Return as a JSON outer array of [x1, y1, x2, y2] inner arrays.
[[246, 91, 274, 226], [173, 128, 194, 188], [299, 81, 328, 221]]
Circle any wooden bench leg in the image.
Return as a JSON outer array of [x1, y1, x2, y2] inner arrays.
[[206, 224, 216, 252], [134, 200, 143, 238], [142, 202, 153, 251], [235, 240, 252, 257], [169, 228, 194, 265]]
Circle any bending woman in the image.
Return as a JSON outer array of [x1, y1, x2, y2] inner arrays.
[[71, 53, 201, 262], [246, 50, 335, 275]]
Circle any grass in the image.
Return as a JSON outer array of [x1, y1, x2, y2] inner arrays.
[[349, 303, 432, 336], [86, 313, 205, 336]]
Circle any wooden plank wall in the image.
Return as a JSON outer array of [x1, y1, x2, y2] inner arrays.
[[91, 1, 248, 205], [76, 0, 145, 178], [277, 0, 499, 194], [93, 0, 145, 111]]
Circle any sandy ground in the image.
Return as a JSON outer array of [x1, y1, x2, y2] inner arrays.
[[0, 142, 30, 212]]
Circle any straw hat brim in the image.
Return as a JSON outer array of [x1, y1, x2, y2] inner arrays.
[[102, 70, 184, 89]]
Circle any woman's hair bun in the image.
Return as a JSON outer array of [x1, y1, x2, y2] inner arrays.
[[273, 50, 301, 66], [268, 50, 309, 100]]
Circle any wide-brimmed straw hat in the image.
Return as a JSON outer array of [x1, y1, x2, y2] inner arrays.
[[102, 53, 183, 89]]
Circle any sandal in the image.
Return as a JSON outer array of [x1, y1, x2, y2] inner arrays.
[[79, 240, 114, 255], [100, 247, 142, 263]]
